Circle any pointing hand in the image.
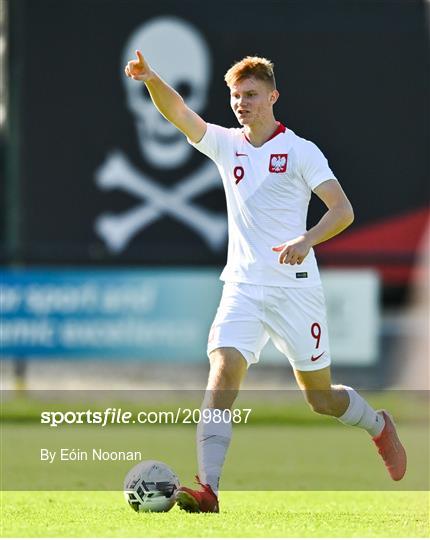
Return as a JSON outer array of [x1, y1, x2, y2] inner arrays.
[[124, 50, 154, 82]]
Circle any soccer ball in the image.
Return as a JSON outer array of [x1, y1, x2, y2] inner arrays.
[[124, 460, 180, 512]]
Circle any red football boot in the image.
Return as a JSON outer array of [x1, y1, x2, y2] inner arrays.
[[176, 475, 219, 513], [372, 410, 407, 481]]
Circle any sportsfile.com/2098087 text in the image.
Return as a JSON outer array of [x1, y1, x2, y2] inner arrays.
[[40, 408, 253, 427]]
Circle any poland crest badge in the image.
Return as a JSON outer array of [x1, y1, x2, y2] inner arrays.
[[269, 154, 288, 173]]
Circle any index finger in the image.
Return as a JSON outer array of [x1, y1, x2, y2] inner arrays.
[[135, 50, 144, 64]]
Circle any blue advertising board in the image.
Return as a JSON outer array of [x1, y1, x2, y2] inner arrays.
[[1, 269, 223, 360]]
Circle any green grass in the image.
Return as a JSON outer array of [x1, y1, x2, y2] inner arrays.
[[2, 423, 428, 491], [2, 392, 429, 536], [3, 390, 428, 426], [1, 490, 429, 537]]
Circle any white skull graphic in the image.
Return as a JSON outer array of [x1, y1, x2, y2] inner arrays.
[[122, 16, 211, 169]]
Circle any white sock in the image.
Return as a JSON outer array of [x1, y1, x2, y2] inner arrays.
[[197, 408, 232, 495], [337, 386, 385, 437]]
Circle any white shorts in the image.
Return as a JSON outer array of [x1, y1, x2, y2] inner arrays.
[[207, 282, 331, 372]]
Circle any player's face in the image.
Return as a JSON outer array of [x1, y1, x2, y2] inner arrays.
[[229, 77, 278, 127]]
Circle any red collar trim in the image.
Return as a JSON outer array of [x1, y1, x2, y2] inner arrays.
[[268, 121, 287, 141], [244, 121, 287, 144]]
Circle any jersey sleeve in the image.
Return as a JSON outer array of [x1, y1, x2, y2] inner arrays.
[[299, 140, 337, 190], [188, 123, 232, 164]]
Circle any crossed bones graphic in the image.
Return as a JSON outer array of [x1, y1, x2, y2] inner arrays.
[[95, 152, 227, 253]]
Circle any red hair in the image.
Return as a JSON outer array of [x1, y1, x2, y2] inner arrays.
[[224, 56, 276, 89]]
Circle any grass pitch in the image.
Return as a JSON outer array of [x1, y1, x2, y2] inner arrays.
[[2, 392, 429, 536], [1, 490, 428, 537]]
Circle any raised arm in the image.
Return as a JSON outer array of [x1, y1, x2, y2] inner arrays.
[[125, 50, 207, 143]]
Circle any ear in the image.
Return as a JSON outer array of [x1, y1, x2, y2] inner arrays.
[[270, 89, 280, 105]]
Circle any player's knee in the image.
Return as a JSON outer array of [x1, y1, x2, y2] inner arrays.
[[205, 349, 246, 408], [304, 390, 334, 416], [307, 399, 332, 415], [208, 348, 246, 389]]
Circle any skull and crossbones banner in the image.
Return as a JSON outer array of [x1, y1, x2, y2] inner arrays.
[[8, 0, 428, 271], [96, 16, 228, 255]]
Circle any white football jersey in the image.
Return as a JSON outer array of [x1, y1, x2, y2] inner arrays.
[[189, 122, 337, 287]]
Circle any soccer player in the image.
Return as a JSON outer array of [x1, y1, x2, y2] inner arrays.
[[125, 51, 407, 512]]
